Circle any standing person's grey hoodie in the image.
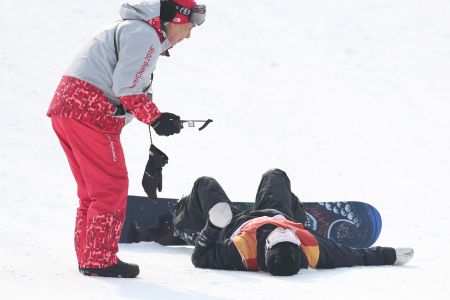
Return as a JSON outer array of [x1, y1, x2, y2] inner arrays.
[[48, 0, 172, 127]]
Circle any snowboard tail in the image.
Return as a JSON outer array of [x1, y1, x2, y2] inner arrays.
[[303, 202, 382, 248], [120, 196, 382, 248]]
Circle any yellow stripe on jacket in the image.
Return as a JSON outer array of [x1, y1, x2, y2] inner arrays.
[[231, 232, 259, 270]]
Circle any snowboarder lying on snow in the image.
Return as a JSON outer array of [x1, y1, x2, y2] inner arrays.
[[173, 169, 414, 276]]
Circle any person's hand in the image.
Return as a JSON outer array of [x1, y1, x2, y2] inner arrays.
[[208, 202, 232, 229], [151, 112, 183, 136]]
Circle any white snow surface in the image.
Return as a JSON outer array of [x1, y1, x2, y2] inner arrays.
[[1, 0, 450, 299]]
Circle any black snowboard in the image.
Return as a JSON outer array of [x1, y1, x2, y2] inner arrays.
[[120, 196, 382, 248]]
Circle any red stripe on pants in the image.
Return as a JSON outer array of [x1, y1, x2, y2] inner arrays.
[[52, 116, 128, 268]]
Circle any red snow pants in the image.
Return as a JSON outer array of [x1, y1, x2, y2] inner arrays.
[[52, 116, 128, 268]]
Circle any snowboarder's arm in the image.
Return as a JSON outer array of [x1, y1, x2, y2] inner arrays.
[[191, 203, 243, 270], [191, 221, 245, 270], [112, 25, 162, 124]]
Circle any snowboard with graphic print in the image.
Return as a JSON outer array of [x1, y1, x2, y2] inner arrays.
[[120, 196, 382, 248]]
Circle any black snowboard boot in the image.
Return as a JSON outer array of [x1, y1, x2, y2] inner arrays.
[[79, 260, 140, 278]]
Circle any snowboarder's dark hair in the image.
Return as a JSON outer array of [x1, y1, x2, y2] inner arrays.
[[265, 242, 302, 276]]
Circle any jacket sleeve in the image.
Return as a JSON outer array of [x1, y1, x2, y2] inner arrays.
[[112, 23, 162, 124], [191, 223, 245, 270]]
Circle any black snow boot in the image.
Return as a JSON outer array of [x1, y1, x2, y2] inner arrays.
[[79, 260, 140, 278]]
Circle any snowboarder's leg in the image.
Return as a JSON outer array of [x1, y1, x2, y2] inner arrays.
[[255, 169, 307, 223], [174, 176, 240, 235], [313, 231, 396, 268], [52, 117, 129, 269]]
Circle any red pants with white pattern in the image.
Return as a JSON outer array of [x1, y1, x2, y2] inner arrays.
[[52, 116, 128, 268]]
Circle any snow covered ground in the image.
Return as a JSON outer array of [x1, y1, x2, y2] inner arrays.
[[1, 0, 450, 299]]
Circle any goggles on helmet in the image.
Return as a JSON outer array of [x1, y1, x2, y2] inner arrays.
[[175, 4, 206, 26], [265, 228, 301, 250]]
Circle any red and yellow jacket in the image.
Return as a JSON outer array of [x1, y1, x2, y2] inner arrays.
[[231, 216, 320, 270], [191, 212, 320, 272]]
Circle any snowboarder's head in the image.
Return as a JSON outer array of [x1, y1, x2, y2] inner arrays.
[[161, 0, 206, 45], [265, 228, 302, 276]]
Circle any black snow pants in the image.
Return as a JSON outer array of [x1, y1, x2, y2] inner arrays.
[[173, 168, 306, 242]]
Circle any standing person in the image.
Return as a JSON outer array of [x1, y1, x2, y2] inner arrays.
[[47, 0, 206, 278], [174, 169, 414, 275]]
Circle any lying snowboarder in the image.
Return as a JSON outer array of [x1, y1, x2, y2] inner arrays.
[[173, 168, 414, 276]]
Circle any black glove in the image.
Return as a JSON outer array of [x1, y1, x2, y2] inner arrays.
[[142, 144, 169, 199], [151, 112, 183, 136], [196, 220, 221, 247]]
